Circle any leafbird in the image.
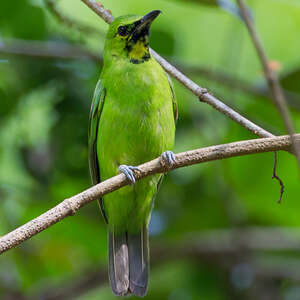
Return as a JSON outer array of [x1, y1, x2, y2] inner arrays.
[[88, 10, 177, 297]]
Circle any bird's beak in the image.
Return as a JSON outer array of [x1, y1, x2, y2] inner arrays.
[[140, 10, 161, 27], [131, 10, 161, 37]]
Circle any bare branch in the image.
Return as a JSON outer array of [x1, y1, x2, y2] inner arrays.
[[44, 0, 105, 36], [79, 0, 274, 139], [80, 0, 113, 24], [151, 49, 274, 138], [237, 0, 300, 168], [0, 38, 99, 60], [0, 134, 298, 255]]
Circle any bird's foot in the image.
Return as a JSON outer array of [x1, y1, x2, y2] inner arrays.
[[161, 151, 176, 167], [119, 165, 141, 184]]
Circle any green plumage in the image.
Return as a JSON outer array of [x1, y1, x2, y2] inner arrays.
[[88, 11, 176, 297]]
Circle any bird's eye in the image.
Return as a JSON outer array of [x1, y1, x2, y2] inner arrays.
[[118, 25, 128, 36]]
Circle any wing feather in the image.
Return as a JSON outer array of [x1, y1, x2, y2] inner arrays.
[[88, 79, 108, 223], [166, 74, 178, 123]]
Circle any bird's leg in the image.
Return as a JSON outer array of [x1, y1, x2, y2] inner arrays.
[[161, 151, 176, 167], [119, 165, 141, 184]]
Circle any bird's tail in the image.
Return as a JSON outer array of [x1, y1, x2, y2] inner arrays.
[[108, 225, 149, 297]]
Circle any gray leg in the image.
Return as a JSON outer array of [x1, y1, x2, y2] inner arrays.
[[119, 165, 140, 184], [161, 151, 176, 166]]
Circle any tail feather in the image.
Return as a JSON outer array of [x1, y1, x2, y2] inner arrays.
[[108, 231, 130, 296], [128, 225, 149, 297], [108, 225, 149, 297]]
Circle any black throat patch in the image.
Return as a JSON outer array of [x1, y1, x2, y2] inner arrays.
[[125, 28, 150, 64]]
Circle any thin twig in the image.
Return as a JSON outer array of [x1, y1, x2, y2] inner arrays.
[[0, 38, 100, 60], [79, 0, 274, 139], [272, 151, 284, 203], [237, 0, 300, 168], [45, 0, 105, 36], [0, 134, 298, 255]]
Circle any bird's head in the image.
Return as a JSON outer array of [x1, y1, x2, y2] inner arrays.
[[104, 10, 161, 64]]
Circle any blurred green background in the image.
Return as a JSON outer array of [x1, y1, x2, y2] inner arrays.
[[0, 0, 300, 299]]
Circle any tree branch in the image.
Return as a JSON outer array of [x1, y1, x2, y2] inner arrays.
[[45, 0, 105, 36], [0, 134, 298, 255], [79, 0, 274, 139], [237, 0, 300, 167], [0, 38, 99, 60]]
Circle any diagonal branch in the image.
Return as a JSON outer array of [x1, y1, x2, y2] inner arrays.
[[45, 0, 105, 36], [79, 0, 274, 139], [0, 134, 298, 255], [237, 0, 300, 168], [151, 49, 274, 138]]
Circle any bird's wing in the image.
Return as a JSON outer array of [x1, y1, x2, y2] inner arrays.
[[167, 74, 178, 123], [88, 79, 108, 223], [151, 74, 178, 198]]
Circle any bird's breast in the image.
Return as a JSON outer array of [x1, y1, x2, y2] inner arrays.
[[99, 59, 175, 164]]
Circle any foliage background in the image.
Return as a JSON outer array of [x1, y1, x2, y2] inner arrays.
[[0, 0, 300, 299]]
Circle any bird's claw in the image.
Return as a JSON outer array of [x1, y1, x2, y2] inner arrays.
[[119, 165, 140, 184], [161, 151, 176, 167]]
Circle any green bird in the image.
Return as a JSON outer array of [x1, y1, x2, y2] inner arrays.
[[88, 10, 177, 297]]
